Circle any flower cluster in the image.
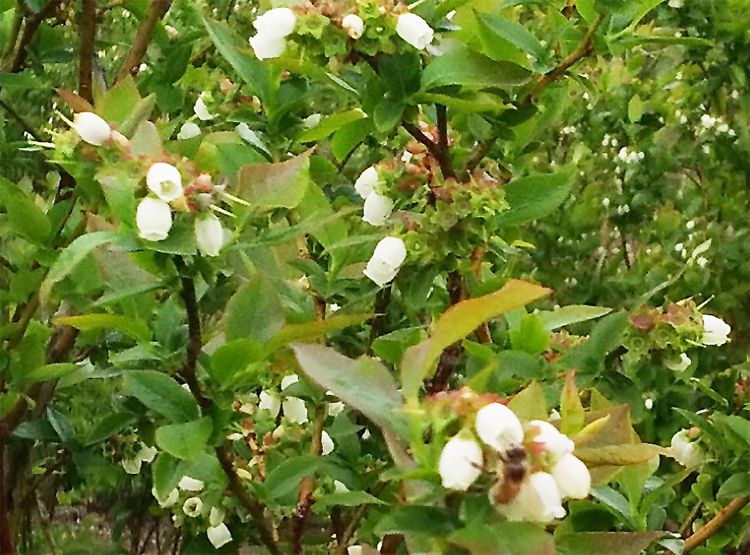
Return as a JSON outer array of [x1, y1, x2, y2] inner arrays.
[[71, 112, 228, 256], [438, 401, 590, 522], [153, 476, 232, 549]]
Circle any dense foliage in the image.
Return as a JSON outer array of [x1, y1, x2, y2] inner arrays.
[[1, 0, 749, 554]]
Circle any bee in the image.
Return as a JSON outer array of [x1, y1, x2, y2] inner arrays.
[[491, 446, 527, 504]]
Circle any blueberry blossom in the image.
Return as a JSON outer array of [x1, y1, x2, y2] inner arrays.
[[702, 314, 730, 346], [342, 14, 365, 39], [73, 112, 112, 146], [182, 496, 203, 518], [550, 454, 591, 499], [528, 420, 575, 460], [362, 192, 393, 226], [207, 522, 232, 549], [665, 353, 691, 372], [438, 434, 483, 491], [354, 166, 379, 199], [396, 13, 434, 50], [146, 162, 183, 202], [136, 197, 172, 241], [495, 472, 566, 522], [670, 429, 703, 467], [178, 475, 204, 492], [364, 236, 407, 286], [250, 8, 296, 59], [194, 213, 225, 257], [177, 121, 201, 140], [475, 403, 524, 454]]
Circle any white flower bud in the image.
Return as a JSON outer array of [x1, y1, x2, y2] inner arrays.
[[73, 112, 111, 146], [528, 420, 575, 460], [136, 197, 172, 241], [177, 122, 201, 140], [146, 162, 183, 202], [342, 14, 365, 39], [665, 353, 691, 372], [702, 314, 730, 346], [193, 96, 213, 121], [438, 434, 483, 491], [283, 397, 308, 424], [194, 213, 225, 257], [178, 475, 204, 492], [209, 506, 225, 527], [347, 547, 363, 555], [152, 487, 179, 507], [182, 496, 203, 517], [164, 24, 179, 39], [495, 472, 566, 522], [303, 113, 322, 128], [362, 192, 394, 226], [253, 8, 297, 38], [551, 454, 591, 499], [281, 374, 299, 390], [207, 523, 233, 549], [121, 457, 142, 474], [328, 401, 345, 417], [363, 236, 407, 286], [396, 13, 434, 50], [321, 430, 335, 455], [250, 34, 287, 60], [475, 403, 524, 453], [354, 166, 379, 199], [670, 429, 702, 467], [259, 391, 281, 418]]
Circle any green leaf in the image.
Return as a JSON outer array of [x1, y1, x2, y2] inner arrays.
[[297, 110, 366, 143], [13, 419, 60, 442], [263, 455, 321, 500], [155, 417, 213, 460], [495, 171, 574, 226], [292, 344, 407, 440], [561, 312, 629, 378], [421, 45, 531, 90], [53, 314, 150, 342], [449, 522, 554, 555], [208, 339, 264, 386], [40, 231, 123, 302], [224, 274, 285, 343], [265, 313, 373, 353], [718, 473, 750, 501], [574, 444, 665, 467], [475, 12, 549, 67], [556, 532, 664, 555], [122, 370, 200, 422], [401, 279, 550, 398], [508, 381, 548, 421], [374, 506, 456, 537], [204, 17, 270, 104], [0, 177, 50, 243], [97, 76, 142, 125], [86, 412, 137, 445], [315, 490, 387, 509], [331, 119, 374, 162], [628, 94, 644, 123], [236, 150, 311, 209], [508, 314, 549, 354], [560, 372, 584, 436], [535, 305, 612, 331], [16, 363, 78, 385]]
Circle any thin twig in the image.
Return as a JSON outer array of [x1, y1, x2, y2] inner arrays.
[[435, 104, 455, 178], [10, 0, 64, 72], [402, 120, 439, 159], [426, 271, 465, 394], [114, 0, 172, 83], [684, 496, 750, 552], [290, 405, 326, 554]]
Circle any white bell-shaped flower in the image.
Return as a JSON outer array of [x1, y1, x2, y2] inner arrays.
[[146, 162, 183, 202], [249, 34, 287, 60], [283, 397, 308, 424], [193, 96, 213, 121], [207, 522, 233, 549], [495, 472, 566, 522], [177, 122, 201, 140], [551, 454, 591, 499], [152, 487, 179, 508], [321, 430, 335, 455], [363, 192, 394, 226], [73, 112, 112, 146], [121, 457, 142, 475], [194, 213, 224, 257], [209, 507, 225, 527], [182, 496, 203, 517], [328, 401, 345, 417], [702, 314, 730, 346], [438, 434, 483, 491], [342, 14, 365, 39], [136, 197, 172, 241], [178, 475, 205, 492], [354, 166, 379, 199], [137, 443, 157, 463], [396, 13, 434, 50], [363, 236, 407, 286], [665, 353, 691, 372], [528, 420, 575, 460], [259, 391, 281, 418], [253, 7, 297, 38], [475, 403, 524, 453], [670, 429, 703, 467]]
